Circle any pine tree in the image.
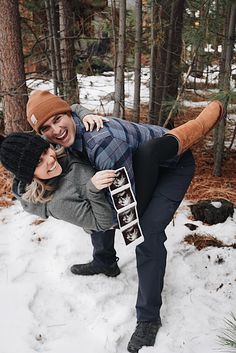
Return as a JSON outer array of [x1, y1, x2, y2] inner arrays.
[[0, 0, 28, 133]]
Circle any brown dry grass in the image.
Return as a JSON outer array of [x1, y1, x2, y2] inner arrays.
[[31, 218, 45, 225], [126, 104, 236, 205], [186, 146, 236, 204], [0, 165, 14, 207], [184, 233, 236, 251], [175, 106, 236, 205]]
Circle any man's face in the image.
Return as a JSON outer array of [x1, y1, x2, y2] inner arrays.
[[39, 113, 76, 147]]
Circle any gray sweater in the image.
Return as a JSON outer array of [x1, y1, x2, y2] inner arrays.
[[12, 154, 115, 234]]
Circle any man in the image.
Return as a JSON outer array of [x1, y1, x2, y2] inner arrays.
[[26, 90, 223, 352]]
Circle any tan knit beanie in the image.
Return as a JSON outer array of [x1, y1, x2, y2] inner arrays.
[[27, 90, 72, 133]]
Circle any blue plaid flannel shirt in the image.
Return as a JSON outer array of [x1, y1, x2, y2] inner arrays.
[[70, 112, 178, 193]]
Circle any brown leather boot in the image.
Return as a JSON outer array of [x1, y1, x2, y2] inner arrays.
[[167, 100, 224, 155]]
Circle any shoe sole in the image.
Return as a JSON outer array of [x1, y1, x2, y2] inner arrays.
[[103, 269, 121, 277], [70, 266, 121, 277]]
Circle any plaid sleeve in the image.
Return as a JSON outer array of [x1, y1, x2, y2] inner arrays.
[[71, 104, 93, 120], [90, 136, 136, 193]]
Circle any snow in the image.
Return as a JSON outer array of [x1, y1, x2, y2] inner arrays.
[[1, 71, 236, 353], [28, 67, 151, 114], [27, 64, 236, 117], [184, 64, 236, 89], [0, 200, 235, 353]]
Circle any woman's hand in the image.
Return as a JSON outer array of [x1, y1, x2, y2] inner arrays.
[[83, 114, 109, 132], [91, 170, 117, 190]]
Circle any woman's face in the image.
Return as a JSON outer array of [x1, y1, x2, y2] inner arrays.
[[34, 148, 62, 180]]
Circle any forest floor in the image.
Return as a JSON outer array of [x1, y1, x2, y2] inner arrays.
[[128, 103, 236, 205], [0, 104, 236, 208]]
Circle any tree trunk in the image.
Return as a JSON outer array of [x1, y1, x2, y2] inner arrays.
[[132, 0, 142, 122], [59, 0, 79, 103], [111, 0, 118, 78], [194, 3, 209, 79], [45, 0, 58, 94], [149, 0, 185, 126], [165, 0, 185, 100], [149, 1, 164, 124], [0, 0, 28, 133], [44, 0, 63, 95], [213, 0, 236, 176], [158, 0, 176, 125], [113, 0, 126, 119], [49, 0, 63, 95]]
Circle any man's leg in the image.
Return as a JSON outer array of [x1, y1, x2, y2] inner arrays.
[[128, 150, 195, 352], [136, 194, 179, 321], [71, 229, 120, 277], [167, 100, 223, 154], [133, 135, 179, 217]]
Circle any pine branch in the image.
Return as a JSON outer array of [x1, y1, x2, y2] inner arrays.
[[218, 313, 236, 352]]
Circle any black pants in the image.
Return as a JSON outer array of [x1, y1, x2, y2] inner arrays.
[[136, 150, 195, 320], [91, 141, 195, 321]]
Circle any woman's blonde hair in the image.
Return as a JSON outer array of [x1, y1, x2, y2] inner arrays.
[[22, 146, 65, 204]]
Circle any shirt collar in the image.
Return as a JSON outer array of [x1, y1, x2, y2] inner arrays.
[[69, 112, 86, 153]]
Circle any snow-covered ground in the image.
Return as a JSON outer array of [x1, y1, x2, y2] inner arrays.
[[0, 200, 235, 353], [27, 65, 236, 115], [28, 68, 151, 114], [1, 71, 236, 353]]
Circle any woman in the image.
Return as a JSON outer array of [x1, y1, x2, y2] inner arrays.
[[0, 130, 190, 234], [0, 133, 116, 233]]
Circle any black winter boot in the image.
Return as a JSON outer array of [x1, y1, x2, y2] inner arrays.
[[70, 259, 120, 277], [127, 320, 162, 353]]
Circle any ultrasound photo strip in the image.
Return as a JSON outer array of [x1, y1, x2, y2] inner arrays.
[[111, 186, 136, 211], [121, 221, 144, 246], [118, 206, 138, 228], [109, 167, 129, 191], [109, 167, 144, 246]]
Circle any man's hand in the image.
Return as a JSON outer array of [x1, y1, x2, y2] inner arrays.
[[91, 170, 116, 190], [83, 114, 109, 132]]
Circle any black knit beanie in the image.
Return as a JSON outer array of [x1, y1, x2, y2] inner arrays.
[[0, 133, 50, 184]]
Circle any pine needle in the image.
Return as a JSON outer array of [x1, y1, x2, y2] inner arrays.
[[217, 313, 236, 352]]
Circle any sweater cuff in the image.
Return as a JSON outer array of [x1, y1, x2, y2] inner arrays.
[[86, 179, 101, 193]]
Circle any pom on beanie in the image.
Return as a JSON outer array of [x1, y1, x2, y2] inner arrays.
[[0, 133, 50, 184], [27, 90, 72, 133]]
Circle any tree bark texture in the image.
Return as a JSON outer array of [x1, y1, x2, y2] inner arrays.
[[113, 0, 126, 119], [59, 0, 79, 103], [0, 0, 28, 133], [45, 0, 63, 95], [45, 0, 58, 94], [149, 0, 164, 124], [132, 0, 142, 122], [111, 0, 118, 77], [213, 0, 236, 176], [49, 0, 63, 95], [149, 0, 185, 126]]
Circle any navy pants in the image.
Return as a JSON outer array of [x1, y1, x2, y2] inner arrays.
[[91, 150, 195, 322], [91, 228, 116, 267]]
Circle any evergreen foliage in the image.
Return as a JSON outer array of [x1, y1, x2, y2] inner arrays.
[[218, 313, 236, 352]]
